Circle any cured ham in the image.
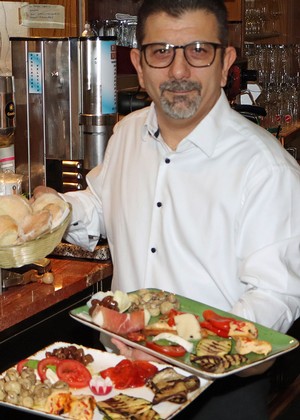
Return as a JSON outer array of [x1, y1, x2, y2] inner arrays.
[[91, 305, 148, 335]]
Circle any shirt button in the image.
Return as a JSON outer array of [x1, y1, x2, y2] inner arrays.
[[157, 202, 162, 207], [151, 247, 156, 253], [165, 158, 171, 164]]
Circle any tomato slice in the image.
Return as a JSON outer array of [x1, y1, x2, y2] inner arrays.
[[101, 359, 138, 389], [37, 357, 62, 382], [133, 360, 158, 380], [100, 359, 158, 389], [146, 341, 186, 357], [56, 359, 92, 388], [17, 359, 39, 374], [17, 359, 29, 374]]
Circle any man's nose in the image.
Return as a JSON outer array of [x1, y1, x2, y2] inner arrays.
[[168, 48, 191, 79]]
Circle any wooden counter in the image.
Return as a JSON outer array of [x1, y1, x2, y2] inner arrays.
[[0, 258, 113, 333]]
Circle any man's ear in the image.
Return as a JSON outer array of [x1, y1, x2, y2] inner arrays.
[[221, 46, 237, 87], [130, 48, 145, 89]]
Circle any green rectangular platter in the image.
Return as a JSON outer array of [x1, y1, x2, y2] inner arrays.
[[70, 288, 299, 380]]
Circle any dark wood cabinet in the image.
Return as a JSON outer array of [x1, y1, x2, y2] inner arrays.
[[87, 0, 243, 23]]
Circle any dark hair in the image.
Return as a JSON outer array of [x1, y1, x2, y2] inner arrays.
[[136, 0, 229, 47]]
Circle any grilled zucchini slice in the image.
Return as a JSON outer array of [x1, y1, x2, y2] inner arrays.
[[190, 353, 248, 373], [196, 338, 232, 357], [97, 393, 162, 420]]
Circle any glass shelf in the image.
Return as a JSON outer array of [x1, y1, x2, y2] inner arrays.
[[245, 32, 281, 42]]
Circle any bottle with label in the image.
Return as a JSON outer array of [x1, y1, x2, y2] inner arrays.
[[0, 76, 15, 172]]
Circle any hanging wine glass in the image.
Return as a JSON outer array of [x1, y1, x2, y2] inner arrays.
[[269, 0, 281, 33]]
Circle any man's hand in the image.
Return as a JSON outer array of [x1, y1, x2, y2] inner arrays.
[[111, 338, 162, 362]]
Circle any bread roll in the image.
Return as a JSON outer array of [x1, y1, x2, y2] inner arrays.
[[0, 215, 19, 246], [32, 193, 69, 228], [42, 202, 68, 229], [32, 193, 65, 212], [0, 195, 32, 224], [19, 209, 53, 242]]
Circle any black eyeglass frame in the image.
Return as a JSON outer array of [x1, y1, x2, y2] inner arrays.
[[140, 41, 225, 69]]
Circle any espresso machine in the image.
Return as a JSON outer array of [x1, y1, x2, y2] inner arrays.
[[10, 36, 117, 195], [0, 75, 15, 173]]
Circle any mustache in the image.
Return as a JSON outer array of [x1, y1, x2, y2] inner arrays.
[[160, 80, 201, 93]]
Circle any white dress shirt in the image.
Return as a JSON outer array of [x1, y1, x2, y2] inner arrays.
[[64, 90, 300, 333]]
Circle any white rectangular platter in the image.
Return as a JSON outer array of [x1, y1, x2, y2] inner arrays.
[[0, 341, 212, 419]]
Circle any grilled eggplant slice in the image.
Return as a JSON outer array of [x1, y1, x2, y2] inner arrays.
[[146, 367, 200, 405], [146, 367, 185, 392], [190, 353, 248, 373], [224, 354, 248, 367], [196, 338, 232, 357], [96, 393, 161, 420], [152, 381, 189, 405]]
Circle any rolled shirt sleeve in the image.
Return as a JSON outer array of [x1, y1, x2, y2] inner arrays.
[[62, 185, 105, 251]]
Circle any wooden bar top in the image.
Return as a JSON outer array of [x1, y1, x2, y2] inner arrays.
[[0, 258, 113, 333]]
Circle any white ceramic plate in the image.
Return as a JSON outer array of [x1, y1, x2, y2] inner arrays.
[[0, 341, 212, 419]]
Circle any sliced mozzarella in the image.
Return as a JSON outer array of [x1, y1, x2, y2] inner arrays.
[[92, 308, 104, 327], [174, 313, 202, 341], [144, 308, 151, 326], [113, 290, 131, 313], [153, 332, 194, 353], [45, 368, 59, 384], [86, 291, 113, 308]]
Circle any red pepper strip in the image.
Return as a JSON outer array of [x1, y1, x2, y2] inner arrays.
[[202, 310, 236, 332], [203, 309, 235, 323], [200, 320, 230, 338], [202, 310, 251, 338], [167, 309, 183, 327], [201, 310, 235, 337]]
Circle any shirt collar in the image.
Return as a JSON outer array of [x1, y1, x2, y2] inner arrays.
[[142, 102, 159, 141], [142, 90, 231, 156], [186, 90, 231, 157]]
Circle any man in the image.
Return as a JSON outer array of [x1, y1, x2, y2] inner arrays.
[[35, 0, 300, 418]]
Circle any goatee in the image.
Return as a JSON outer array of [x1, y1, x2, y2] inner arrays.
[[160, 80, 202, 119]]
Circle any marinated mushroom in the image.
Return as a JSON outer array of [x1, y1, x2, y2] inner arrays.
[[20, 395, 34, 408], [0, 389, 5, 401], [5, 390, 19, 404], [5, 368, 19, 382], [4, 380, 22, 395]]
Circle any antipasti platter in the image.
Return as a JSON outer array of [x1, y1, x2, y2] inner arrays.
[[0, 341, 211, 419], [70, 288, 299, 380]]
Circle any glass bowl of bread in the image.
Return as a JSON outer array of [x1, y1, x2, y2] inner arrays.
[[0, 193, 71, 268]]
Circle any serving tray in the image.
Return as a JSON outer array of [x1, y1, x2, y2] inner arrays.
[[70, 289, 299, 380], [0, 341, 211, 420]]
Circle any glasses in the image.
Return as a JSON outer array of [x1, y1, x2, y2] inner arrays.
[[140, 41, 225, 68]]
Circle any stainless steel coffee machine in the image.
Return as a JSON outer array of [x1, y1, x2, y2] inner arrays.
[[10, 36, 117, 195], [0, 75, 15, 173]]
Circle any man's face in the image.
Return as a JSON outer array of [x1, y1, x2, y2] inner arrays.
[[131, 10, 236, 125]]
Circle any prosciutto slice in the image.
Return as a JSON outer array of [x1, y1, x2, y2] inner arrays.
[[91, 305, 146, 335]]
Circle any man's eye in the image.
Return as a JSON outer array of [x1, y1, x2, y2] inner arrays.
[[194, 47, 207, 55], [156, 48, 169, 55]]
